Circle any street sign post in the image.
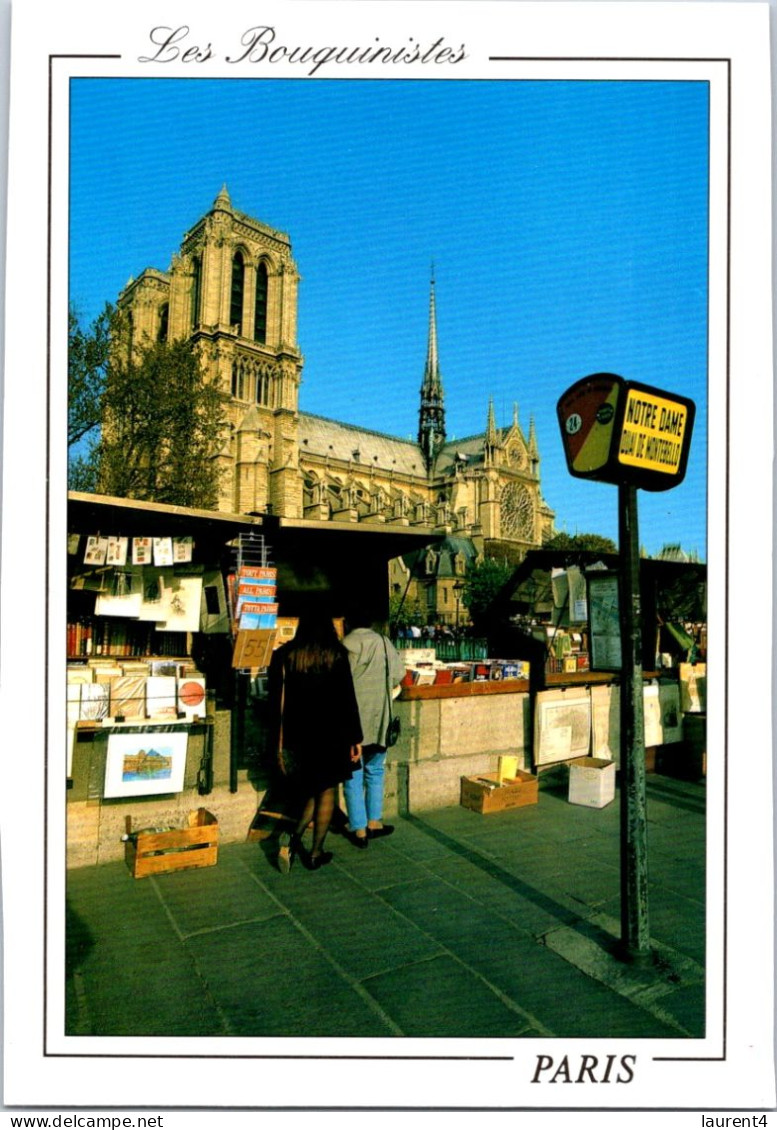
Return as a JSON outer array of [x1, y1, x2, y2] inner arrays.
[[557, 373, 695, 962]]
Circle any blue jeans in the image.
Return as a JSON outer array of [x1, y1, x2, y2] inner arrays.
[[343, 746, 387, 832]]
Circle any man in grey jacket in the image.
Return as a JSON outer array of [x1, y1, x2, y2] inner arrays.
[[342, 611, 406, 847]]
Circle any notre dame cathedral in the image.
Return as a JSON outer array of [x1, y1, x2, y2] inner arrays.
[[118, 186, 555, 621]]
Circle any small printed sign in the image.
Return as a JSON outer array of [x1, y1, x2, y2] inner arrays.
[[617, 387, 690, 476]]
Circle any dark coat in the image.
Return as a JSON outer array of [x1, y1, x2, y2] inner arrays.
[[268, 641, 363, 792]]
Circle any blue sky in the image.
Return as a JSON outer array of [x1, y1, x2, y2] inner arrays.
[[69, 78, 709, 557]]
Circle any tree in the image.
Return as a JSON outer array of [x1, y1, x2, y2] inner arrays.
[[68, 303, 114, 448], [388, 590, 425, 632], [462, 557, 513, 632], [543, 530, 617, 555], [97, 334, 229, 509], [68, 303, 114, 490], [68, 303, 229, 506]]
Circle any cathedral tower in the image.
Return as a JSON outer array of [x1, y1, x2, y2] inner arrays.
[[117, 186, 304, 517], [418, 271, 446, 471]]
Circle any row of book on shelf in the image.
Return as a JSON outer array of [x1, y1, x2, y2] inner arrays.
[[67, 657, 206, 724], [401, 659, 532, 687], [67, 618, 187, 658]]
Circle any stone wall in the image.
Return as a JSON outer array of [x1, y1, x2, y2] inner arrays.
[[383, 691, 531, 815], [65, 709, 262, 868], [66, 691, 532, 867]]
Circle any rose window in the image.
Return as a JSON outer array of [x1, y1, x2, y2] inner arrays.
[[500, 482, 534, 538]]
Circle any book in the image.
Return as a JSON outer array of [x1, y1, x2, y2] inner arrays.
[[145, 675, 179, 719], [94, 665, 124, 684], [433, 668, 454, 685], [79, 683, 109, 722], [67, 683, 82, 725], [67, 665, 94, 684], [237, 582, 276, 597], [238, 565, 277, 581], [413, 667, 436, 686], [497, 755, 520, 782], [178, 676, 207, 720], [109, 675, 147, 720], [239, 604, 278, 630]]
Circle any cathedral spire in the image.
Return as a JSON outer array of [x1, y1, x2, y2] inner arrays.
[[528, 414, 539, 456], [418, 269, 446, 470], [214, 183, 232, 211], [486, 398, 498, 445]]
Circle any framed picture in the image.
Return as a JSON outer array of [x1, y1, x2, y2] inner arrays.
[[103, 731, 187, 798]]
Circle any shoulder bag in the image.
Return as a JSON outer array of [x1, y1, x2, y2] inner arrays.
[[383, 636, 401, 748], [277, 661, 298, 775]]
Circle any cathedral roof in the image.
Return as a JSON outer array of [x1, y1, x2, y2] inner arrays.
[[401, 534, 480, 577], [298, 413, 427, 478], [434, 433, 487, 474]]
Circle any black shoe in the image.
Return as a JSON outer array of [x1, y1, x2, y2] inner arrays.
[[304, 850, 334, 871], [346, 831, 369, 850], [367, 824, 394, 840]]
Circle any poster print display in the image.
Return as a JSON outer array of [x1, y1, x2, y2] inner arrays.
[[103, 731, 187, 798], [533, 689, 592, 766], [0, 0, 773, 1115]]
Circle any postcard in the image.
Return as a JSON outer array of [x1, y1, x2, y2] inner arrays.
[[0, 0, 773, 1119]]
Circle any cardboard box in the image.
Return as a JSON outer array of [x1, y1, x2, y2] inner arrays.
[[568, 757, 616, 809], [124, 809, 219, 878], [460, 771, 538, 815]]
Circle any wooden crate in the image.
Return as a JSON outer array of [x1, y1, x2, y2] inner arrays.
[[460, 771, 538, 815], [124, 808, 219, 879]]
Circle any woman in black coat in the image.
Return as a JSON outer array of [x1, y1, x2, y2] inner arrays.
[[268, 610, 362, 871]]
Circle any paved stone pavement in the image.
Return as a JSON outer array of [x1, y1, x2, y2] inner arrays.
[[66, 771, 705, 1040]]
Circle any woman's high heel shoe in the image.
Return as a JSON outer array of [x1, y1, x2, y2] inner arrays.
[[304, 850, 334, 871], [277, 832, 302, 874]]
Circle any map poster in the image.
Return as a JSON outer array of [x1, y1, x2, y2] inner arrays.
[[588, 571, 623, 671]]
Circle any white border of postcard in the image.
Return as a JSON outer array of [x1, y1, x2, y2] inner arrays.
[[0, 0, 773, 1114]]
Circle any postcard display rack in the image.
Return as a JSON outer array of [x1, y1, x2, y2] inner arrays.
[[67, 529, 219, 871], [229, 531, 278, 670], [226, 531, 281, 793]]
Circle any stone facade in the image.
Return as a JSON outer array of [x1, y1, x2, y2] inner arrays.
[[118, 187, 555, 601]]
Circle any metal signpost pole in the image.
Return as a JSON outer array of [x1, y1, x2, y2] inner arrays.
[[557, 373, 694, 963], [618, 481, 651, 961]]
